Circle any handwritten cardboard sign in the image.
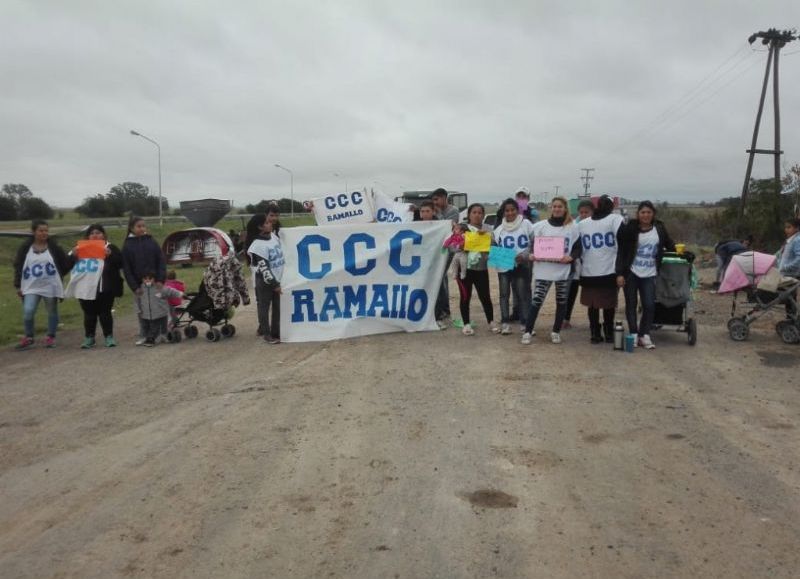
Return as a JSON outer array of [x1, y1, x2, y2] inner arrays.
[[487, 246, 517, 272], [463, 231, 491, 252], [533, 236, 566, 261], [76, 240, 107, 259]]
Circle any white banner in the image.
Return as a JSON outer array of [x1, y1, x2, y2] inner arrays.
[[311, 191, 374, 225], [372, 190, 414, 223], [280, 221, 451, 342]]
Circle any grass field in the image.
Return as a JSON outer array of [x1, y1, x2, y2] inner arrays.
[[0, 214, 315, 347]]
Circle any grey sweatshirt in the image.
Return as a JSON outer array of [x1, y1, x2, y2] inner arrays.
[[135, 284, 182, 320]]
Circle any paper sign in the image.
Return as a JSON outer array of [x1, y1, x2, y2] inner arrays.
[[533, 236, 566, 261], [76, 240, 107, 259], [463, 231, 491, 252], [311, 191, 375, 226], [487, 246, 517, 272]]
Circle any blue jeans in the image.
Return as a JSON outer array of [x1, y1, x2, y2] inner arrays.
[[624, 273, 656, 336], [23, 294, 59, 338], [499, 264, 531, 325]]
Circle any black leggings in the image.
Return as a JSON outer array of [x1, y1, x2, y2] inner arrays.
[[79, 292, 115, 338], [526, 279, 570, 334], [455, 269, 493, 325], [564, 279, 579, 321]]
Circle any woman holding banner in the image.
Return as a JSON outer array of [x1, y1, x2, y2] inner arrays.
[[13, 220, 73, 350], [493, 198, 534, 335], [577, 195, 624, 344], [521, 197, 580, 345], [452, 203, 498, 335], [67, 224, 124, 348]]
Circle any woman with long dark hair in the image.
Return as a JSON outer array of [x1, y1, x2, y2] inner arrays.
[[577, 195, 624, 343], [453, 203, 497, 335], [492, 198, 534, 335], [616, 201, 675, 349], [122, 215, 166, 345]]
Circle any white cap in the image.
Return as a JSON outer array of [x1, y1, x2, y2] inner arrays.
[[515, 186, 530, 198]]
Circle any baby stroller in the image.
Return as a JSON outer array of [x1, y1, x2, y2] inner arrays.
[[167, 254, 250, 343], [719, 251, 800, 344], [652, 251, 698, 345]]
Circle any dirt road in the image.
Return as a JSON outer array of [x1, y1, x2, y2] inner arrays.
[[1, 278, 798, 578]]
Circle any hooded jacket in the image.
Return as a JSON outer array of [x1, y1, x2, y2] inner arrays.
[[135, 284, 182, 320], [122, 234, 166, 291]]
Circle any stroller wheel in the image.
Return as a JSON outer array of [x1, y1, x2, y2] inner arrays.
[[776, 320, 800, 345], [206, 328, 222, 342], [727, 317, 749, 342], [687, 318, 697, 346], [168, 329, 182, 343], [221, 324, 236, 338], [184, 325, 198, 339]]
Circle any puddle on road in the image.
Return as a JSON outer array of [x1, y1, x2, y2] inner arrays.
[[459, 489, 518, 509], [756, 350, 796, 368]]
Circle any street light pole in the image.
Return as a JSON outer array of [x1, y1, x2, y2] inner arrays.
[[274, 164, 294, 219], [130, 130, 163, 226]]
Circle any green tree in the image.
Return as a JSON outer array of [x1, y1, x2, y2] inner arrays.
[[719, 179, 793, 251], [76, 182, 168, 217], [18, 196, 54, 220], [0, 194, 18, 220], [1, 183, 33, 200]]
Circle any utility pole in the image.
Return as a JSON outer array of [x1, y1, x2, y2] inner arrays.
[[553, 185, 561, 196], [739, 28, 797, 218], [580, 168, 594, 198]]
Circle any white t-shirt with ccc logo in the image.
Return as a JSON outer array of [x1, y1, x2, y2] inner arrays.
[[578, 214, 624, 277], [493, 219, 536, 256]]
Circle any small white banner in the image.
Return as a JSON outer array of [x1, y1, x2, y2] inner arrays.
[[311, 191, 375, 225], [280, 221, 450, 342], [372, 190, 414, 223]]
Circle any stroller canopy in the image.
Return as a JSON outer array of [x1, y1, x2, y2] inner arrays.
[[718, 251, 777, 294], [163, 227, 234, 265]]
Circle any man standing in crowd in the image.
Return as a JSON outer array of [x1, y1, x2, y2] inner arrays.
[[430, 189, 458, 328], [432, 188, 459, 223]]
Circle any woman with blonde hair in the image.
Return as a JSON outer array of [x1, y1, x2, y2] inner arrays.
[[521, 196, 580, 345]]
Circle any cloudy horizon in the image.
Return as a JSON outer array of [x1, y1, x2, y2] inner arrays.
[[1, 0, 799, 208]]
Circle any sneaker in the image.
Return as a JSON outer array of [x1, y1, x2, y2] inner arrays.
[[550, 332, 562, 344], [15, 337, 34, 351], [521, 332, 532, 345], [135, 337, 147, 346], [81, 337, 96, 349], [105, 336, 117, 348], [436, 319, 449, 330], [489, 321, 500, 334], [639, 335, 656, 349], [267, 337, 281, 344], [561, 320, 572, 330], [158, 334, 168, 344], [143, 339, 155, 348], [43, 336, 56, 349], [500, 323, 511, 335], [462, 325, 475, 336]]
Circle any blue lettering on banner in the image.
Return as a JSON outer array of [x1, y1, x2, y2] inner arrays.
[[291, 285, 429, 323], [344, 233, 376, 276], [297, 235, 332, 280], [323, 192, 366, 220], [376, 208, 401, 223], [389, 230, 422, 275]]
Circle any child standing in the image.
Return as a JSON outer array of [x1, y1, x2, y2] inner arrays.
[[135, 273, 183, 347], [247, 215, 284, 344], [164, 270, 185, 330]]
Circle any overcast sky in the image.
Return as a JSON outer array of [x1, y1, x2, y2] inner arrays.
[[1, 1, 798, 207]]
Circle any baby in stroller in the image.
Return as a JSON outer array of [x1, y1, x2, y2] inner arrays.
[[168, 254, 250, 343]]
